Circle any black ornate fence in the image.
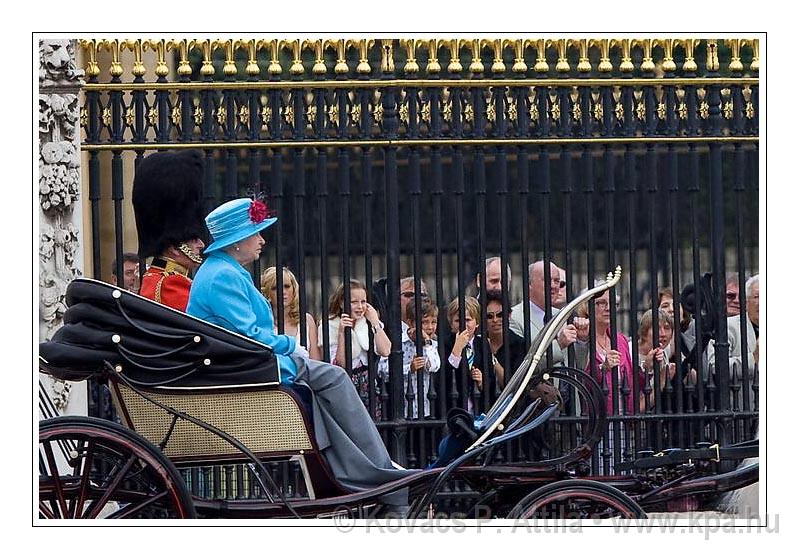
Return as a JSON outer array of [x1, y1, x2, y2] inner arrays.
[[80, 38, 759, 487]]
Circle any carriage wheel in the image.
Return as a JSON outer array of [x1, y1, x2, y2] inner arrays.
[[39, 416, 195, 519], [507, 479, 646, 519]]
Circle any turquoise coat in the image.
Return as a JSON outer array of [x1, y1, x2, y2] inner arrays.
[[186, 251, 298, 382]]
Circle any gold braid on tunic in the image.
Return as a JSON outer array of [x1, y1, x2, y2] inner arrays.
[[151, 257, 190, 304]]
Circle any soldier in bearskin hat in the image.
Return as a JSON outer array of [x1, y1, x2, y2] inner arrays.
[[133, 150, 208, 312]]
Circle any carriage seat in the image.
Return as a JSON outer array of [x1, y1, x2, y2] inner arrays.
[[109, 380, 315, 464]]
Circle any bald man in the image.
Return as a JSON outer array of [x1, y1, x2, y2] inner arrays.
[[510, 261, 587, 363], [475, 256, 512, 295]]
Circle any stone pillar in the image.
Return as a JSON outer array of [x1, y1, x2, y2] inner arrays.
[[39, 39, 86, 416]]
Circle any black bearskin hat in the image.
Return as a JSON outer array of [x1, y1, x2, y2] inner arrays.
[[132, 150, 208, 259]]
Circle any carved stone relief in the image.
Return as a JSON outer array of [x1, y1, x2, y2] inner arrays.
[[39, 39, 85, 412], [39, 39, 84, 87]]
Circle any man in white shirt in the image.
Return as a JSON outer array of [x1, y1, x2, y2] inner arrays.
[[509, 261, 584, 363], [709, 274, 759, 388]]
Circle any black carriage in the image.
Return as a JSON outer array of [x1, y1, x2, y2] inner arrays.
[[38, 269, 758, 520]]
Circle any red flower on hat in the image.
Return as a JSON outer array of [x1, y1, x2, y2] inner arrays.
[[248, 199, 269, 223]]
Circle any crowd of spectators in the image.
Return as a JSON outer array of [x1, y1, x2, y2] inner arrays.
[[119, 251, 759, 427]]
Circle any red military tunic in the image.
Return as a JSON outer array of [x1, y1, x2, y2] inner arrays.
[[139, 257, 192, 312]]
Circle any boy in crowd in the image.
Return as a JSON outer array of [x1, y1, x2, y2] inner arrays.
[[402, 298, 441, 418]]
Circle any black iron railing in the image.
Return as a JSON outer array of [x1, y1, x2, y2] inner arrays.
[[80, 38, 760, 479]]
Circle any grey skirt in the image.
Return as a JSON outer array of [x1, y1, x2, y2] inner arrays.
[[291, 357, 415, 504]]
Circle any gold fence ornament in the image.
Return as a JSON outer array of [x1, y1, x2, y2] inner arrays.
[[121, 40, 146, 78], [79, 39, 101, 78], [167, 39, 192, 77], [100, 39, 123, 78]]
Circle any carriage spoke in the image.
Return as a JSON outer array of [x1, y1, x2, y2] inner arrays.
[[83, 453, 137, 519], [42, 439, 69, 518], [70, 440, 94, 518], [107, 491, 169, 519], [39, 502, 56, 519], [40, 418, 193, 519]]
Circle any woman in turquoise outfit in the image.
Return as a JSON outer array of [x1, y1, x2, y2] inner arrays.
[[187, 198, 410, 508]]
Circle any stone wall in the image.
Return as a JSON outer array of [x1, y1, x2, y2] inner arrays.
[[38, 38, 86, 415]]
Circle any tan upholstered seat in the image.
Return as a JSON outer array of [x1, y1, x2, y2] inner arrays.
[[111, 383, 314, 464]]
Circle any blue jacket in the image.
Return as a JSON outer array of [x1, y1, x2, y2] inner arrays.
[[186, 251, 298, 383]]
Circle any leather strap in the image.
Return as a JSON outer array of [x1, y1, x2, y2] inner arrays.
[[617, 440, 759, 470]]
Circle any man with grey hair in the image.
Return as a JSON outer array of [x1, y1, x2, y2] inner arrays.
[[510, 260, 588, 362], [725, 273, 742, 317], [709, 274, 759, 406]]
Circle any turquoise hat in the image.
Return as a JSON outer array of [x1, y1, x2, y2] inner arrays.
[[204, 198, 277, 254]]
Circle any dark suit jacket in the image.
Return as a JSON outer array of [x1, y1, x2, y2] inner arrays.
[[442, 332, 500, 415], [494, 330, 528, 384]]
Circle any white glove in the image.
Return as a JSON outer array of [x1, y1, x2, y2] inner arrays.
[[291, 345, 310, 360]]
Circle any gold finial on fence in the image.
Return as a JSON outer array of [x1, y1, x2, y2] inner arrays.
[[323, 39, 348, 75], [589, 39, 612, 73], [750, 39, 759, 72], [490, 39, 507, 74], [121, 40, 146, 77], [352, 39, 374, 74], [380, 39, 394, 73], [212, 40, 237, 76], [236, 39, 260, 76], [633, 39, 655, 73], [399, 39, 419, 74], [511, 39, 528, 74], [100, 39, 124, 78], [468, 39, 484, 73], [570, 39, 591, 73], [145, 40, 170, 77], [706, 39, 720, 72], [656, 39, 677, 73], [278, 40, 303, 76], [447, 39, 463, 73], [304, 39, 326, 75], [167, 39, 192, 76], [677, 39, 698, 73], [726, 39, 744, 73], [550, 39, 570, 73], [424, 39, 442, 74], [257, 39, 282, 76], [79, 39, 101, 77], [188, 40, 215, 77], [612, 39, 634, 73], [533, 39, 548, 73]]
